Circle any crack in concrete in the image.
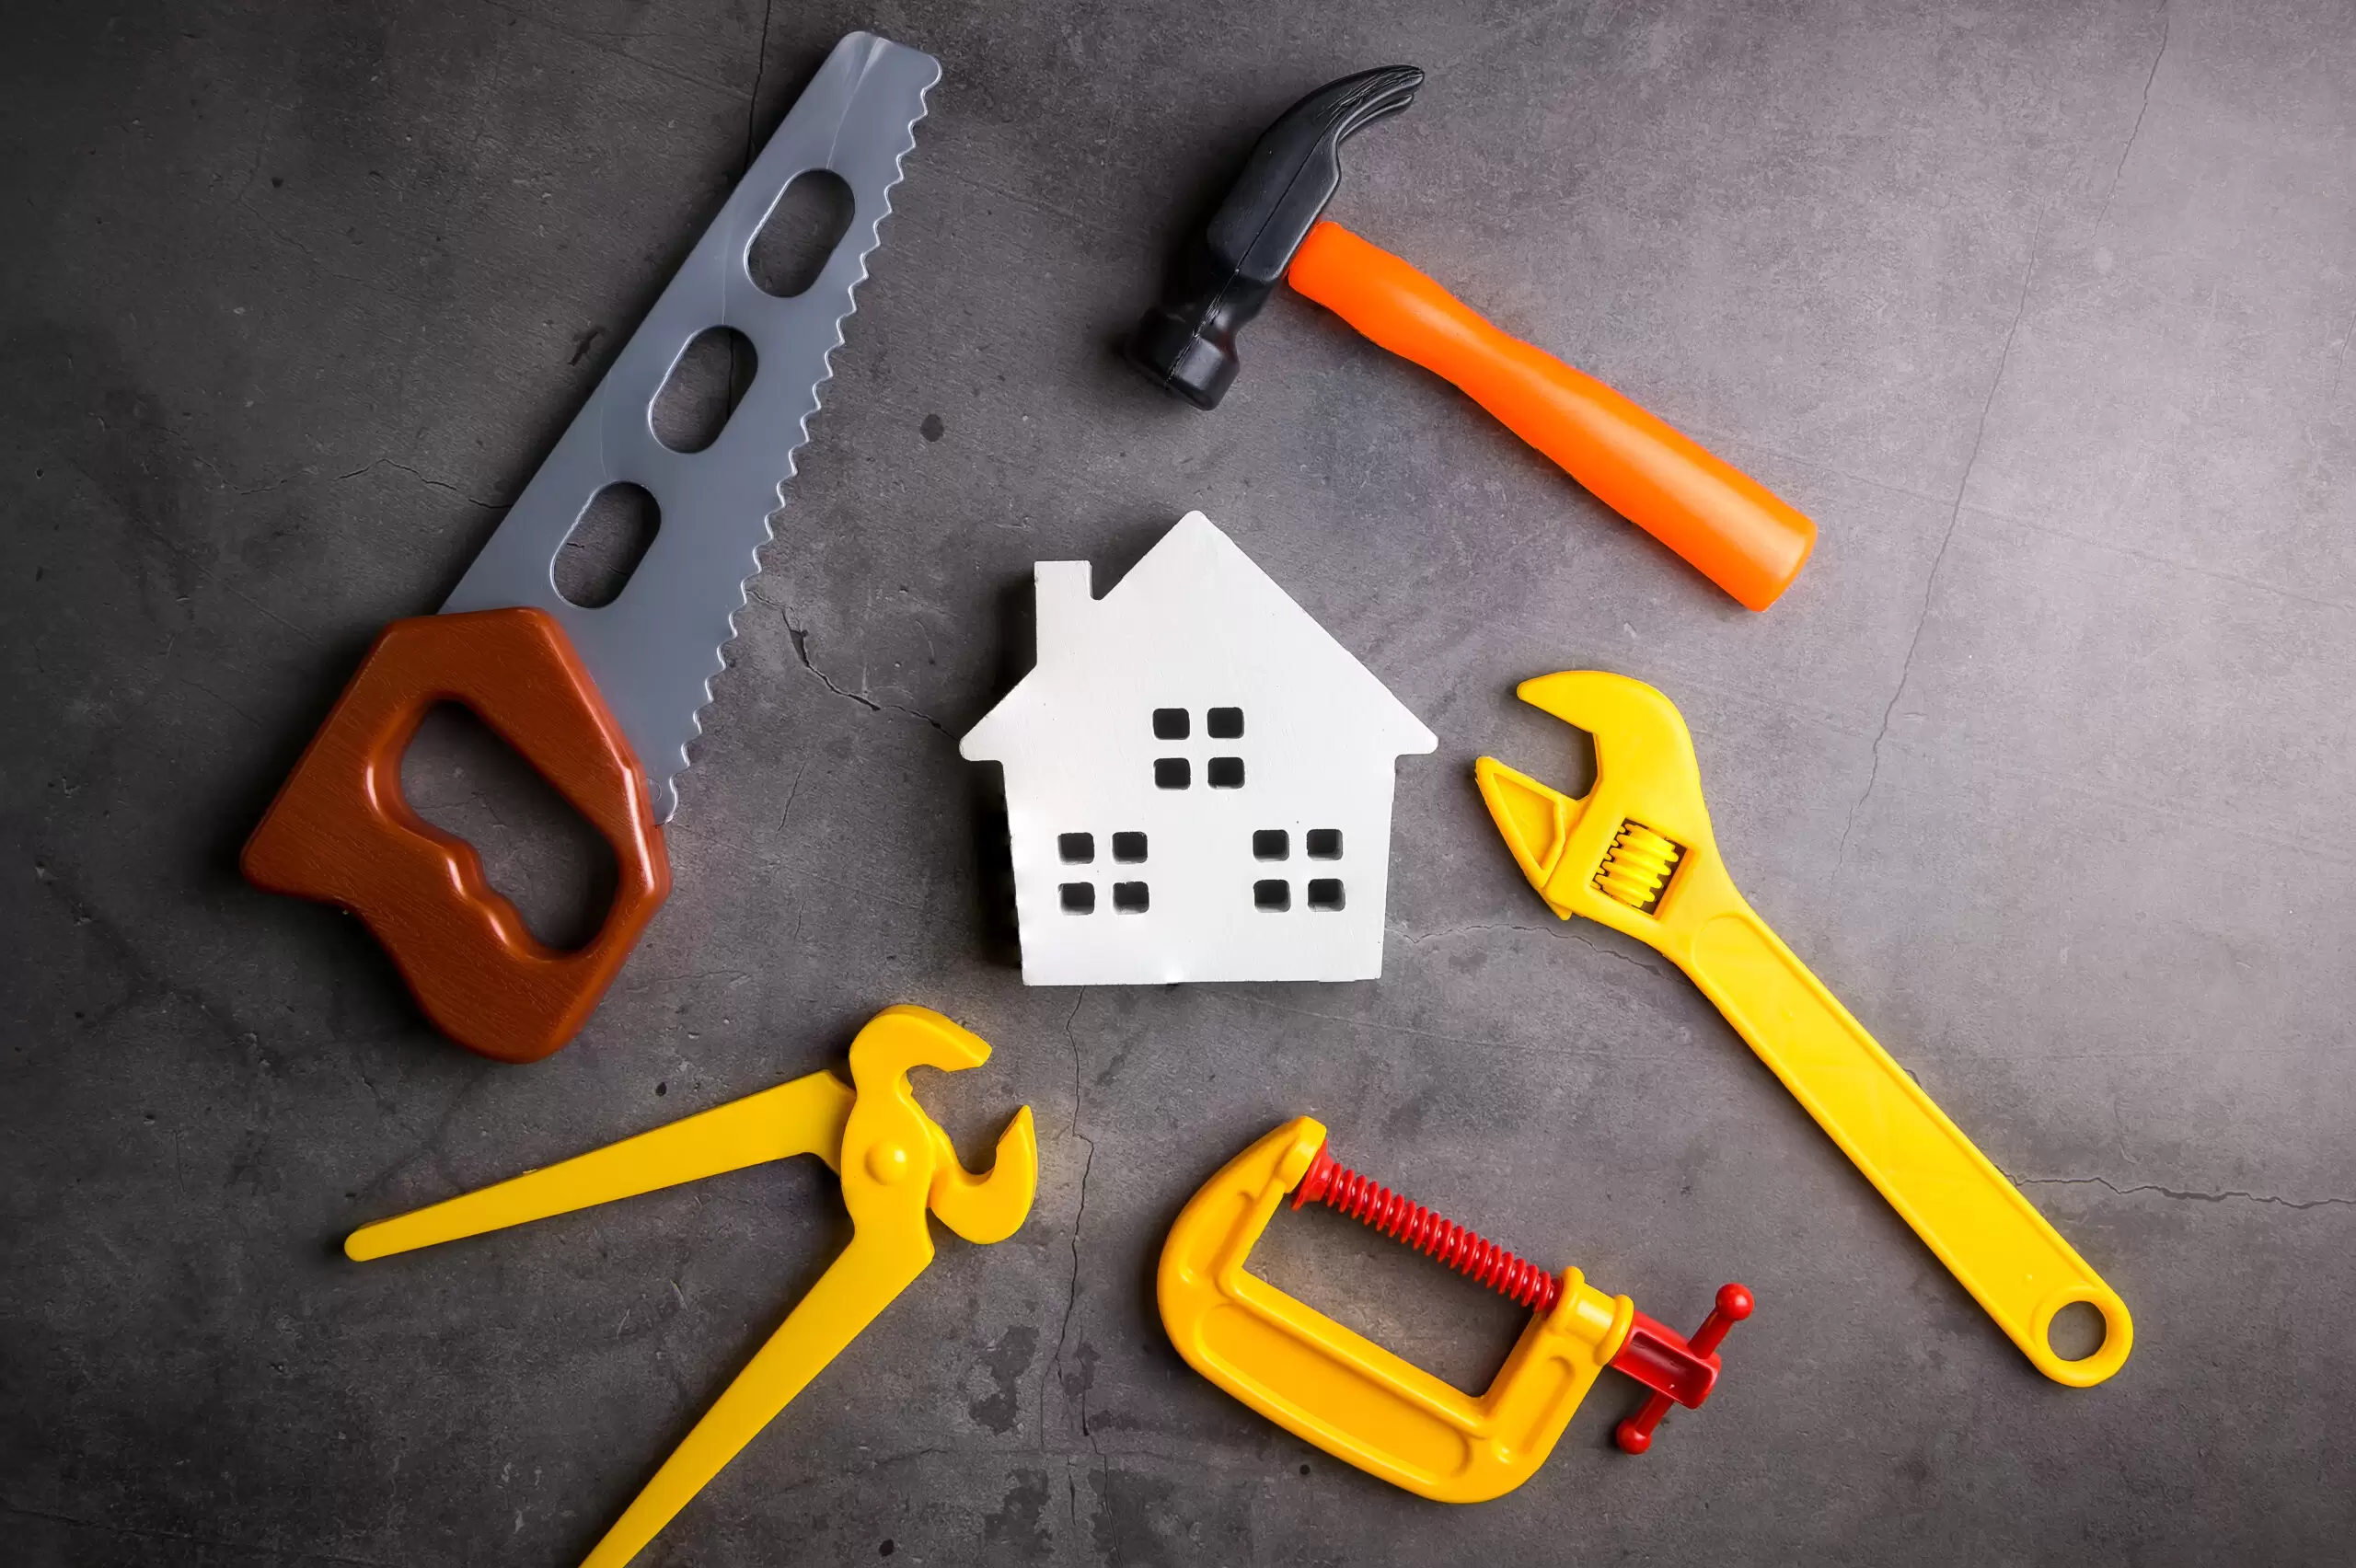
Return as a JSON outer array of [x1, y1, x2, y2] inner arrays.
[[0, 1502, 393, 1567], [1048, 989, 1100, 1542], [242, 212, 426, 305], [177, 676, 268, 730], [617, 968, 751, 996], [1391, 919, 1553, 947], [1838, 213, 2047, 876], [759, 590, 953, 736], [355, 1067, 497, 1200], [335, 458, 504, 511], [2016, 1174, 2353, 1211], [229, 105, 274, 209], [1564, 925, 1666, 975], [743, 0, 777, 175], [2321, 303, 2356, 409], [53, 454, 318, 651], [29, 861, 256, 1052], [1391, 916, 1666, 974], [94, 404, 319, 504], [738, 1444, 955, 1507], [2100, 2, 2171, 227], [475, 0, 734, 98]]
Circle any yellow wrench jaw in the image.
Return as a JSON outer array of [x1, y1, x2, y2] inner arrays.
[[1476, 672, 2135, 1389], [1158, 1118, 1634, 1505], [1472, 756, 1578, 905]]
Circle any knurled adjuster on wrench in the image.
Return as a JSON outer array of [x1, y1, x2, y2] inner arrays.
[[1159, 1117, 1750, 1503]]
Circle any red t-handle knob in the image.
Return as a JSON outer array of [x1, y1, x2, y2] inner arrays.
[[1615, 1283, 1753, 1455]]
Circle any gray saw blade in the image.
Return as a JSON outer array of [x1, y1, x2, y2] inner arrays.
[[441, 31, 939, 823]]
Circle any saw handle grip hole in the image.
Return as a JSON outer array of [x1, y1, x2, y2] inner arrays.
[[651, 327, 756, 454], [398, 702, 620, 951], [747, 168, 854, 298], [555, 483, 660, 609]]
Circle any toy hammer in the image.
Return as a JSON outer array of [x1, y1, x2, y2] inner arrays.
[[1127, 67, 1815, 611]]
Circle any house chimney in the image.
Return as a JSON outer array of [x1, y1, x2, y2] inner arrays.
[[1033, 560, 1093, 665]]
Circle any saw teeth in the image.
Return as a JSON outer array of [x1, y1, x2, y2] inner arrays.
[[1593, 820, 1682, 913], [432, 33, 941, 827]]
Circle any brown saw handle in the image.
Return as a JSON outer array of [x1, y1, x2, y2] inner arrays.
[[242, 608, 669, 1063], [1286, 220, 1815, 611]]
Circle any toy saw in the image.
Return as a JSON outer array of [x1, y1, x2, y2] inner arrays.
[[242, 33, 939, 1062]]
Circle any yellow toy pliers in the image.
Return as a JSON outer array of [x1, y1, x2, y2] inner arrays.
[[1476, 672, 2131, 1388], [345, 1005, 1038, 1567]]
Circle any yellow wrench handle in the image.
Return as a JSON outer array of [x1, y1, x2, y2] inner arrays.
[[1680, 902, 2132, 1387]]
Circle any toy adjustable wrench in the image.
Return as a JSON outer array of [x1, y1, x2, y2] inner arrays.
[[345, 1006, 1037, 1568], [242, 35, 938, 1061], [1161, 1118, 1750, 1502], [1476, 672, 2132, 1387]]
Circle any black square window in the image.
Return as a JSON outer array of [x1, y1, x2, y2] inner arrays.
[[1207, 707, 1243, 739], [1113, 881, 1149, 913], [1154, 757, 1190, 790], [1307, 878, 1345, 911], [1112, 831, 1148, 863], [1207, 756, 1244, 789], [1306, 828, 1343, 859], [1152, 708, 1189, 740], [1059, 882, 1095, 914], [1057, 832, 1094, 863], [1253, 879, 1290, 912], [1252, 829, 1289, 860]]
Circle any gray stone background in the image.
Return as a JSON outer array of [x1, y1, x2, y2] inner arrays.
[[5, 0, 2352, 1563]]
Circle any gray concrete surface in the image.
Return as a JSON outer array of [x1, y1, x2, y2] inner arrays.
[[5, 1, 2352, 1563]]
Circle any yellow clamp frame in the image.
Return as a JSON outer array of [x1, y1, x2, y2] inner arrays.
[[1476, 671, 2131, 1388], [1159, 1117, 1635, 1504], [346, 1005, 1038, 1568]]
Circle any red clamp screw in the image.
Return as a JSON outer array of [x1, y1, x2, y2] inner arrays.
[[1291, 1136, 1749, 1457], [1613, 1282, 1753, 1454], [1292, 1140, 1563, 1312]]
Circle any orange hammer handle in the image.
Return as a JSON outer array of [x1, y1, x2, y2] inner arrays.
[[1286, 220, 1814, 610]]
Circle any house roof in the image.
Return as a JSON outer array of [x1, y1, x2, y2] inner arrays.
[[961, 511, 1438, 762]]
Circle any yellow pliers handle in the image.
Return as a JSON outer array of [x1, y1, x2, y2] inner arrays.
[[345, 1005, 1038, 1568]]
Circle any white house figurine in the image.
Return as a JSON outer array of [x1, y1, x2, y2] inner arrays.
[[960, 511, 1438, 985]]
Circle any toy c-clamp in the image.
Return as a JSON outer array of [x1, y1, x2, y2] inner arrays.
[[1160, 1117, 1750, 1502], [1476, 671, 2133, 1387], [345, 1006, 1038, 1568]]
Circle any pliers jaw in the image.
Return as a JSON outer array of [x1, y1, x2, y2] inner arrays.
[[843, 1005, 1040, 1245]]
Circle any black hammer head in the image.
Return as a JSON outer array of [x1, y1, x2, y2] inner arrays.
[[1126, 65, 1422, 409]]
